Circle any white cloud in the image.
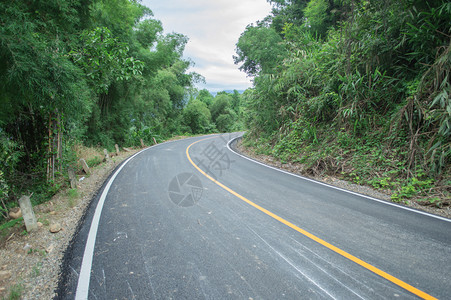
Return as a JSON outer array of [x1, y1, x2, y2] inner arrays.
[[141, 0, 272, 92]]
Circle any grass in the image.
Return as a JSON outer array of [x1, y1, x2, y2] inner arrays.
[[86, 156, 103, 168], [244, 124, 450, 205], [73, 143, 103, 162], [37, 217, 49, 226], [5, 283, 23, 300], [66, 188, 79, 208], [27, 248, 46, 256], [0, 218, 24, 246], [31, 262, 43, 277], [0, 217, 23, 232], [73, 143, 104, 170]]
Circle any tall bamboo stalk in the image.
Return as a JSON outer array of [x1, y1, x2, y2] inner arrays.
[[47, 112, 53, 182]]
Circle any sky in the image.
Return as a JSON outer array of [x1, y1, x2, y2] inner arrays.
[[140, 0, 273, 93]]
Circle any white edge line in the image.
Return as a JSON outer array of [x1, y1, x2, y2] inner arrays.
[[226, 135, 451, 223], [75, 136, 203, 299]]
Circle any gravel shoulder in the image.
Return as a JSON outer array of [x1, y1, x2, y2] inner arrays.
[[234, 138, 451, 220], [0, 148, 141, 299]]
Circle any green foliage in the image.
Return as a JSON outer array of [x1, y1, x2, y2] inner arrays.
[[28, 248, 46, 257], [238, 0, 450, 203], [67, 188, 79, 199], [391, 175, 434, 202], [37, 217, 50, 227], [242, 85, 280, 134], [210, 94, 239, 132], [303, 0, 329, 36], [32, 262, 43, 277], [0, 0, 93, 117], [72, 26, 144, 93], [0, 171, 10, 219], [234, 24, 287, 76], [86, 156, 103, 168], [135, 19, 163, 48], [0, 0, 95, 212], [182, 100, 213, 134], [0, 131, 24, 220], [90, 0, 150, 38], [196, 89, 214, 106], [268, 0, 309, 33], [0, 0, 204, 214], [0, 130, 23, 190], [7, 283, 24, 300], [184, 89, 245, 134], [418, 40, 451, 174], [0, 217, 23, 232]]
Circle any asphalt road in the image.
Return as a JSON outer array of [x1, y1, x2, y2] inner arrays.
[[57, 133, 451, 299]]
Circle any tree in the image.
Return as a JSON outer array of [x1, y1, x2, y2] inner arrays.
[[229, 90, 242, 114], [0, 0, 93, 182], [237, 0, 451, 184], [0, 0, 203, 214], [234, 24, 287, 76], [303, 0, 329, 36], [136, 19, 163, 49], [182, 100, 212, 134], [268, 0, 310, 34], [210, 94, 238, 132], [197, 89, 214, 107], [72, 27, 144, 95]]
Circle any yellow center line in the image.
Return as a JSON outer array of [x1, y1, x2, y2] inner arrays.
[[186, 137, 437, 300]]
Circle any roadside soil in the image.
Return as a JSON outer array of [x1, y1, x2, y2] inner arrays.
[[235, 139, 451, 220], [0, 148, 141, 299]]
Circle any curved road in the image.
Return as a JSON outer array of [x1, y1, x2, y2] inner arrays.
[[57, 133, 451, 299]]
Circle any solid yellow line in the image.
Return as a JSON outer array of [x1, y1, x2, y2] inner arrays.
[[186, 138, 437, 300]]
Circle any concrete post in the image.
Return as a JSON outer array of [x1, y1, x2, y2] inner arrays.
[[80, 158, 90, 174], [103, 149, 110, 162], [115, 144, 120, 156], [68, 168, 77, 189], [19, 195, 37, 232]]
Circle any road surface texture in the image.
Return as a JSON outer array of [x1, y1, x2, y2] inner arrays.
[[57, 133, 451, 299]]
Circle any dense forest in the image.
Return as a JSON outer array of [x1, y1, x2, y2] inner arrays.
[[235, 0, 450, 204], [1, 0, 450, 219], [0, 0, 242, 220]]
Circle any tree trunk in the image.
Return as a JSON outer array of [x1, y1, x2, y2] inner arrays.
[[47, 113, 53, 182], [57, 112, 62, 172], [47, 109, 63, 183]]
